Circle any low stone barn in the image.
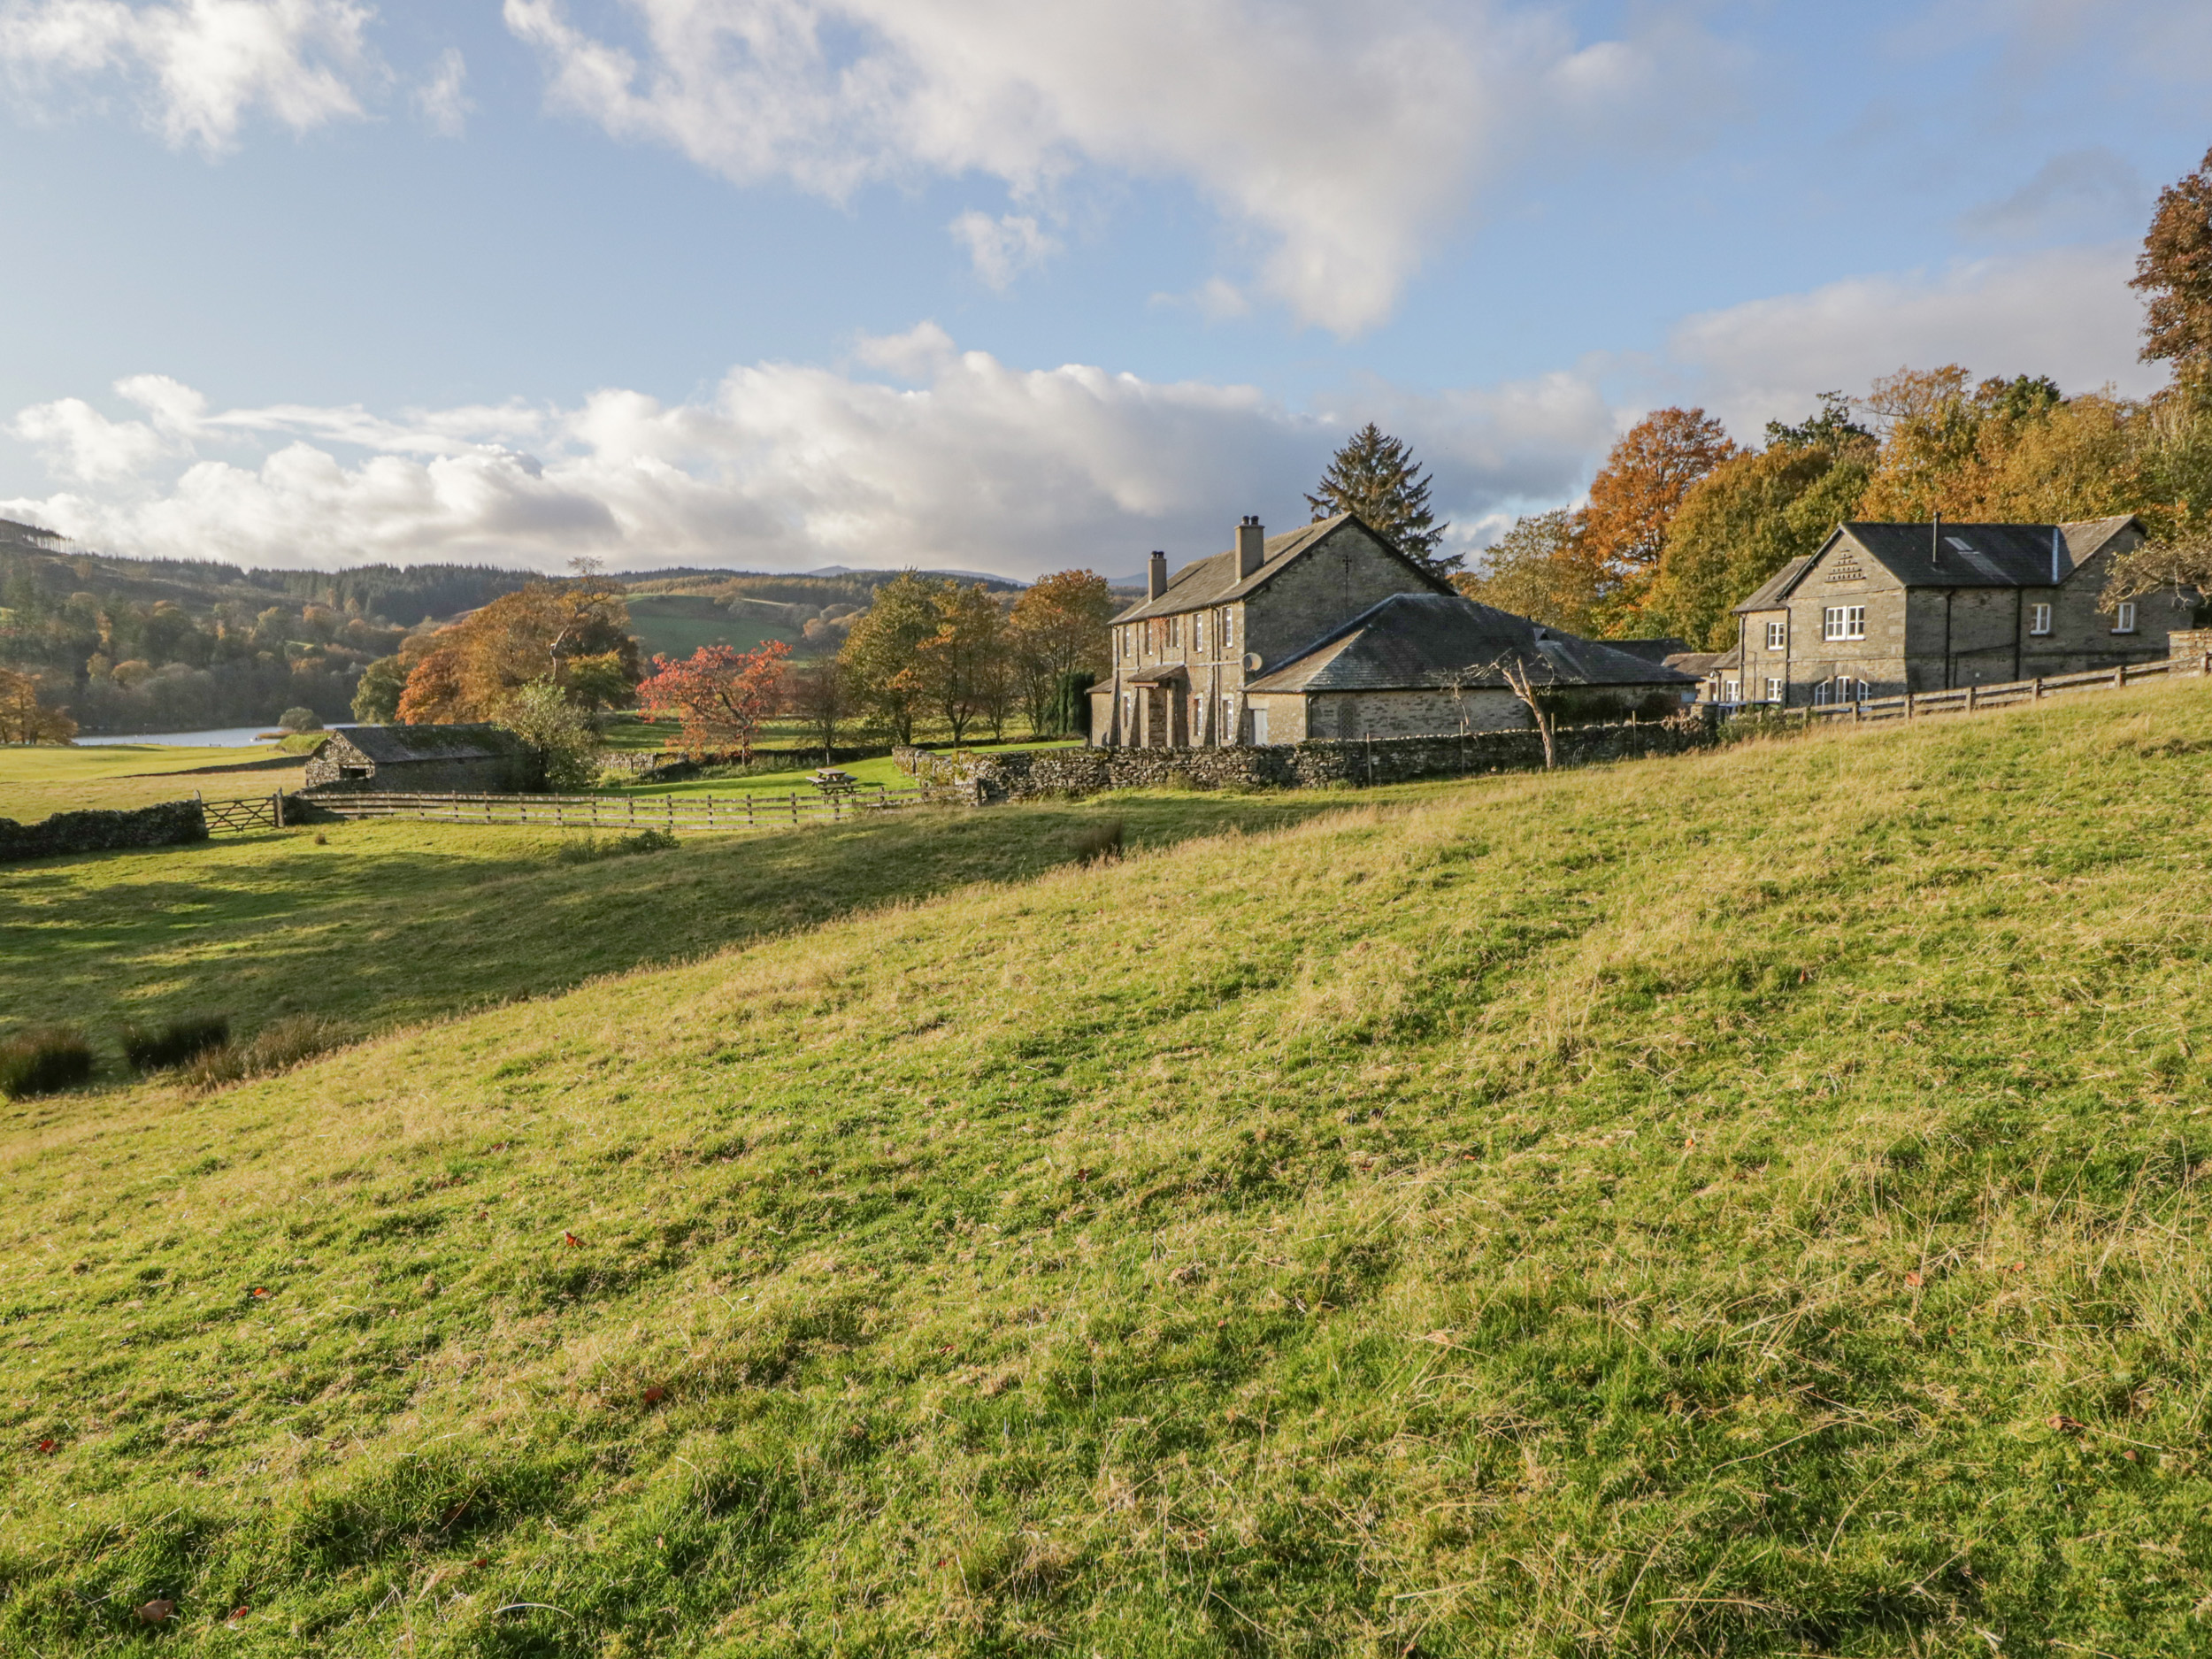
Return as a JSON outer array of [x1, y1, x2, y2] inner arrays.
[[303, 725, 539, 794], [1240, 593, 1696, 743]]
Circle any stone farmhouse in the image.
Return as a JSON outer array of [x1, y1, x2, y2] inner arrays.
[[1706, 515, 2188, 706], [1090, 513, 1692, 746], [303, 724, 538, 794]]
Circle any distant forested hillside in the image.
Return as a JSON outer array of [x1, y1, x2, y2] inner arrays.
[[0, 520, 539, 733]]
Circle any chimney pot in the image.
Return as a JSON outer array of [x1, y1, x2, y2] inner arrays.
[[1148, 549, 1168, 601], [1236, 515, 1265, 579]]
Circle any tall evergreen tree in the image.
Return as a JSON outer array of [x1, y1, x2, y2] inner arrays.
[[1306, 423, 1458, 575]]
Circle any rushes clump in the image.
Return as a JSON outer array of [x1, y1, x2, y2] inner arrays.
[[1071, 818, 1125, 866], [182, 1014, 348, 1093], [554, 828, 680, 865], [0, 1027, 94, 1098], [121, 1014, 231, 1074]]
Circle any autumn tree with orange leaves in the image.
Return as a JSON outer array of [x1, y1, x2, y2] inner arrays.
[[2134, 144, 2212, 385], [1575, 408, 1738, 619], [395, 576, 641, 725]]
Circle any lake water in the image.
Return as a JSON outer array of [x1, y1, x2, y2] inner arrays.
[[76, 726, 287, 749]]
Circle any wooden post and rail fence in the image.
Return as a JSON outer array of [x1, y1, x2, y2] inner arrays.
[[1733, 651, 2212, 731]]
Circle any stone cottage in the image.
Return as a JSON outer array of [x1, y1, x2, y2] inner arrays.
[[1719, 515, 2186, 705], [303, 725, 539, 794], [1089, 513, 1691, 745]]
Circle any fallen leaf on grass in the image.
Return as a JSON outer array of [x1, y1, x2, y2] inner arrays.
[[642, 1386, 665, 1405], [2048, 1414, 2087, 1434], [135, 1599, 175, 1624], [562, 1232, 583, 1248], [1904, 1271, 1924, 1287], [36, 1438, 55, 1455]]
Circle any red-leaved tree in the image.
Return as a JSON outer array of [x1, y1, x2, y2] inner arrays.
[[635, 641, 790, 762]]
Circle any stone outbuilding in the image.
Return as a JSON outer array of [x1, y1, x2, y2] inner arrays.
[[303, 725, 539, 794], [1724, 516, 2190, 705], [1240, 594, 1695, 742]]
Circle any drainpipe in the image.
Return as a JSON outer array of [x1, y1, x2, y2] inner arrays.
[[1942, 589, 1955, 690], [2013, 587, 2023, 682]]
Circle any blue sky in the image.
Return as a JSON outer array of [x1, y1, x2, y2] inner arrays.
[[0, 0, 2206, 578]]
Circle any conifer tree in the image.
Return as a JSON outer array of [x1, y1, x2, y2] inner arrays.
[[1306, 423, 1458, 575]]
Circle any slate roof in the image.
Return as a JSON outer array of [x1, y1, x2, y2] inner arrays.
[[1731, 557, 1812, 615], [1245, 594, 1695, 695], [1738, 518, 2141, 611], [1111, 512, 1454, 623], [326, 724, 528, 764], [1664, 651, 1725, 677], [1599, 637, 1689, 666]]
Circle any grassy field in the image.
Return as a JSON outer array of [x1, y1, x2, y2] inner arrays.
[[4, 683, 2212, 1654], [0, 792, 1359, 1070], [0, 742, 304, 822], [625, 595, 803, 664]]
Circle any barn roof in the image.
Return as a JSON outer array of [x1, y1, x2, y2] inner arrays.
[[326, 724, 529, 764]]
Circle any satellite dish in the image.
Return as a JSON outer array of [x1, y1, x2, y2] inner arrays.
[[1243, 652, 1263, 672]]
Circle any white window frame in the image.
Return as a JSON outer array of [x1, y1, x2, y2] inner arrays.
[[2029, 603, 2052, 636], [1764, 676, 1782, 702], [1724, 678, 1740, 703], [1220, 695, 1234, 743], [1823, 605, 1865, 642], [1222, 611, 1234, 648], [2114, 601, 2138, 634], [1765, 620, 1786, 650], [1195, 613, 1206, 651], [1813, 680, 1831, 707]]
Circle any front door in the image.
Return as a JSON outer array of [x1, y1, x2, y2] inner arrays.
[[1249, 707, 1269, 745]]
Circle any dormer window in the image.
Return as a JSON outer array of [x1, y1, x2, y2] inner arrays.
[[2114, 601, 2137, 635]]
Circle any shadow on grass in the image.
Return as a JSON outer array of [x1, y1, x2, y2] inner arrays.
[[0, 791, 1373, 1064]]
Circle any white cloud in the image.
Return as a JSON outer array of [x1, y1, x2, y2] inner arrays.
[[1956, 147, 2144, 240], [0, 0, 376, 150], [503, 0, 1741, 334], [949, 210, 1060, 290], [1663, 242, 2163, 438], [12, 396, 171, 480], [0, 332, 1617, 574], [414, 42, 466, 136], [4, 245, 2163, 574]]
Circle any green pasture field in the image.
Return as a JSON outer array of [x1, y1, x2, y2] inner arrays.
[[0, 742, 304, 822], [5, 683, 2212, 1654], [0, 792, 1356, 1068], [625, 594, 803, 664]]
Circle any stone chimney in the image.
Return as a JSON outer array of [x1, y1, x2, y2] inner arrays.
[[1236, 514, 1265, 580], [1148, 550, 1168, 600]]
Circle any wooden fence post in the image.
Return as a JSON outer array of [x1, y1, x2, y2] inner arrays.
[[2116, 664, 2127, 687], [1965, 684, 1977, 713], [2032, 677, 2043, 701], [273, 791, 284, 829]]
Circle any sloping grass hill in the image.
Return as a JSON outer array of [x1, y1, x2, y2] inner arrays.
[[6, 684, 2212, 1655]]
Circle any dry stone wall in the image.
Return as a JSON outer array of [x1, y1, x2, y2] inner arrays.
[[0, 797, 207, 862], [937, 715, 1715, 803]]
